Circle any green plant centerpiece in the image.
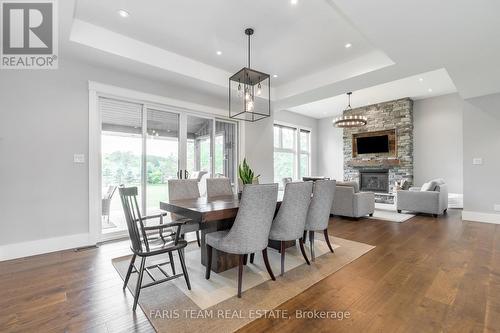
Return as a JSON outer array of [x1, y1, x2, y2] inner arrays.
[[238, 158, 260, 198]]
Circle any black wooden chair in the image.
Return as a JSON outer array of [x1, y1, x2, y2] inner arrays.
[[119, 186, 191, 311]]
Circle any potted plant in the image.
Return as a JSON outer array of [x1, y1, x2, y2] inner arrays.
[[238, 158, 260, 199]]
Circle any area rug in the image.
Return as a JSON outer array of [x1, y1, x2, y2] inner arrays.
[[112, 235, 374, 333]]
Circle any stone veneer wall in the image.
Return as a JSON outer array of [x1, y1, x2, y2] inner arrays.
[[343, 98, 414, 193]]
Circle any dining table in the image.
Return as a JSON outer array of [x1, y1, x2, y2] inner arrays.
[[160, 192, 287, 273]]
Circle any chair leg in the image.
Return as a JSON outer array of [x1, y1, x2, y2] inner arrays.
[[243, 254, 248, 265], [324, 229, 334, 253], [133, 257, 146, 311], [205, 245, 212, 280], [178, 249, 191, 290], [196, 231, 201, 247], [249, 253, 255, 264], [309, 231, 315, 262], [168, 251, 176, 275], [123, 254, 136, 290], [262, 248, 276, 281], [299, 238, 310, 265], [303, 230, 307, 243], [237, 255, 244, 298], [280, 241, 286, 276]]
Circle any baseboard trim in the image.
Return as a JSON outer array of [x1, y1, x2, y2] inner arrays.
[[0, 233, 95, 262], [462, 211, 500, 224]]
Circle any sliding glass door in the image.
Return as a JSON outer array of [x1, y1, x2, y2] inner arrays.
[[100, 99, 180, 235], [145, 109, 180, 215], [99, 96, 238, 239]]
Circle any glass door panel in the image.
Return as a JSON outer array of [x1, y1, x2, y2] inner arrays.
[[145, 109, 180, 214], [214, 120, 237, 185], [100, 97, 143, 234], [186, 115, 213, 195]]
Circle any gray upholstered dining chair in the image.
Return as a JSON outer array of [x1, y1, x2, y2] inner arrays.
[[119, 186, 191, 311], [206, 177, 233, 197], [268, 181, 313, 276], [168, 179, 202, 247], [205, 183, 278, 298], [303, 180, 336, 261]]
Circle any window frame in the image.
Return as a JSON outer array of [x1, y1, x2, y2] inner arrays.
[[273, 122, 312, 185]]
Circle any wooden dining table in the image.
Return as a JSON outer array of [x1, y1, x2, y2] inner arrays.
[[160, 192, 284, 273]]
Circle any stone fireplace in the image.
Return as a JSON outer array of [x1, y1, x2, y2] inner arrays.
[[343, 98, 414, 202], [359, 169, 389, 193]]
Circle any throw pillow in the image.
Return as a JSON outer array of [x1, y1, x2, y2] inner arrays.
[[421, 181, 439, 191]]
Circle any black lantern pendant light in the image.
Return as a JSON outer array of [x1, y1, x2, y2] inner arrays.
[[229, 28, 271, 122], [332, 92, 367, 128]]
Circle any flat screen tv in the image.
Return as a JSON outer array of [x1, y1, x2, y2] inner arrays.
[[356, 135, 389, 154]]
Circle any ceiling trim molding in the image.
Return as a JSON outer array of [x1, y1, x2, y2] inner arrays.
[[72, 19, 231, 89]]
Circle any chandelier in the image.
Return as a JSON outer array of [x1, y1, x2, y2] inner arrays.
[[332, 92, 367, 128], [229, 28, 271, 122]]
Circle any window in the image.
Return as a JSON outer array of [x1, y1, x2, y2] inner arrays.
[[273, 124, 311, 185], [299, 129, 311, 179]]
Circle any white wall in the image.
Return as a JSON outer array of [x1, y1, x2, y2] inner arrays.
[[413, 94, 463, 193], [243, 117, 275, 184], [316, 117, 344, 181], [462, 93, 500, 219]]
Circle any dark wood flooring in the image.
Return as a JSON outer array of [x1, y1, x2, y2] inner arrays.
[[1, 210, 499, 332]]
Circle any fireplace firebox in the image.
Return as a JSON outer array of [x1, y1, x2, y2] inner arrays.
[[359, 169, 389, 193]]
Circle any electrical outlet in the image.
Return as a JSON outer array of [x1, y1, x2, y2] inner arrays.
[[73, 154, 85, 164], [494, 204, 500, 212], [472, 158, 483, 165]]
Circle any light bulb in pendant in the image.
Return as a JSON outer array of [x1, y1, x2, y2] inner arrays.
[[237, 83, 242, 97], [246, 100, 254, 111], [256, 82, 262, 96], [245, 91, 251, 101]]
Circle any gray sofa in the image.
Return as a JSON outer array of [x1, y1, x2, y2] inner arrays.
[[397, 179, 448, 217], [331, 181, 375, 218]]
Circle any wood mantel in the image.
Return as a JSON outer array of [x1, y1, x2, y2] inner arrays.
[[347, 159, 401, 167]]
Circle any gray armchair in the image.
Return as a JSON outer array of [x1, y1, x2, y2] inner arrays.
[[331, 181, 375, 218], [397, 179, 448, 217]]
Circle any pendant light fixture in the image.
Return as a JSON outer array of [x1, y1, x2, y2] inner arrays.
[[229, 28, 271, 122], [332, 92, 367, 128]]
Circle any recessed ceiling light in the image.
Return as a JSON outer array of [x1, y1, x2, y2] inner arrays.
[[428, 88, 433, 92], [291, 0, 298, 5], [273, 74, 278, 78], [216, 51, 222, 55], [118, 9, 130, 18], [419, 78, 424, 82], [345, 43, 352, 48]]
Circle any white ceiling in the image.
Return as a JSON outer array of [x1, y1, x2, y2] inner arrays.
[[74, 0, 387, 85], [58, 0, 500, 116], [289, 68, 457, 118]]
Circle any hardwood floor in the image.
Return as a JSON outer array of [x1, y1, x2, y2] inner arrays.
[[1, 210, 499, 332]]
